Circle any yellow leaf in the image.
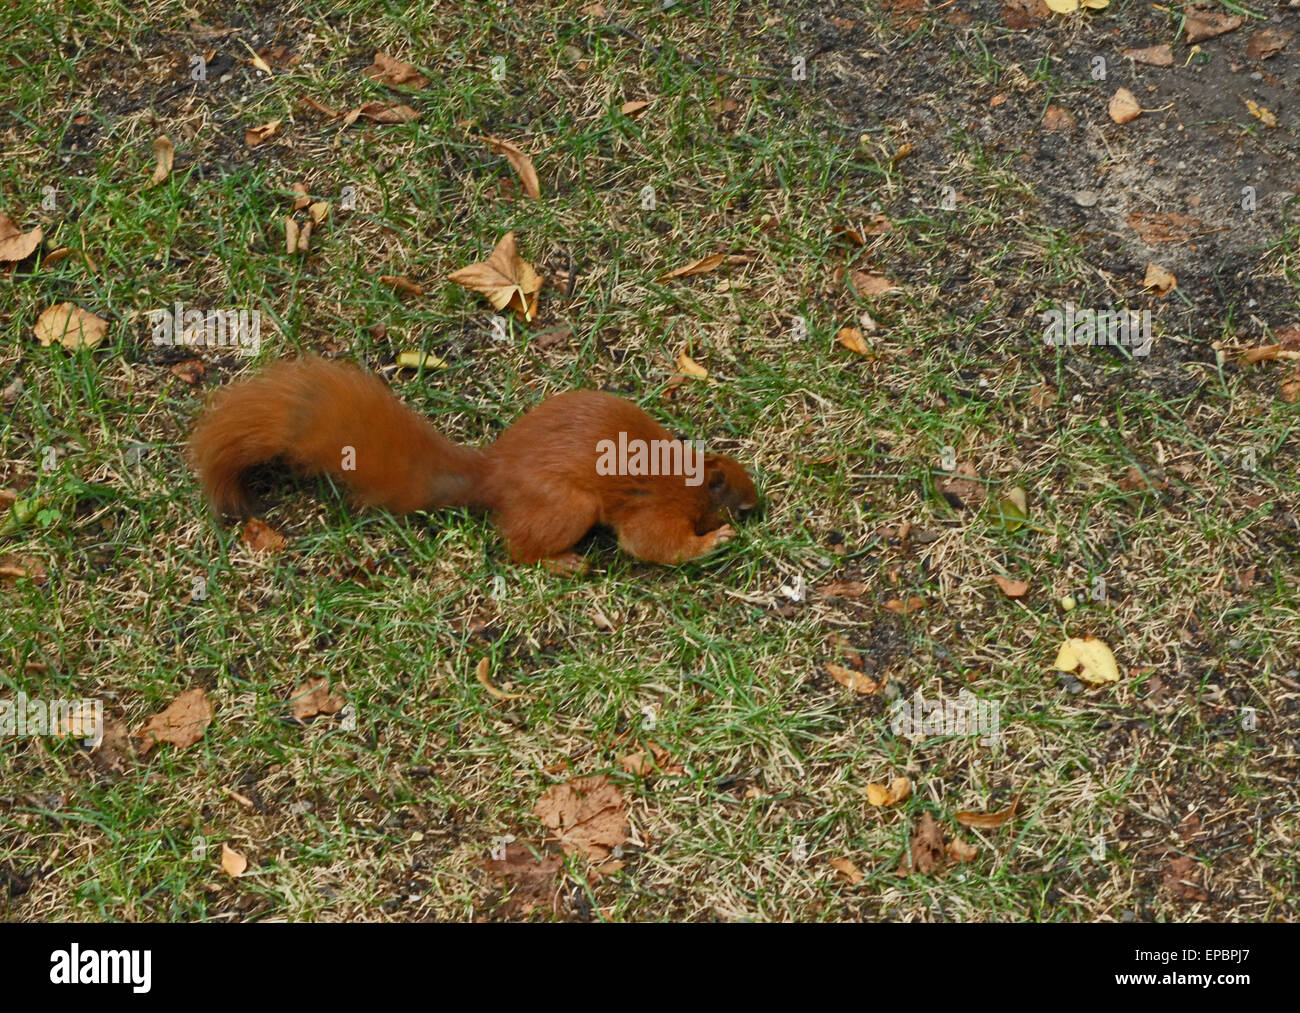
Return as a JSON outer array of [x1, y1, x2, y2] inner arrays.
[[446, 232, 544, 322], [1054, 637, 1121, 684], [1044, 0, 1080, 10], [866, 776, 912, 807], [837, 326, 871, 354], [1245, 99, 1277, 128], [676, 352, 708, 379], [396, 350, 447, 370], [221, 843, 248, 878]]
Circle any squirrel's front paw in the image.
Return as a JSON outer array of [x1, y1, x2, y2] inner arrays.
[[704, 524, 736, 550]]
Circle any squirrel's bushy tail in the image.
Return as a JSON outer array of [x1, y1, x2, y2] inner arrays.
[[189, 356, 487, 515]]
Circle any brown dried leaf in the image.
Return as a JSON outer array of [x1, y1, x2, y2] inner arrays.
[[1143, 262, 1177, 296], [379, 274, 424, 298], [1161, 854, 1208, 901], [347, 103, 420, 125], [1127, 211, 1206, 244], [147, 135, 174, 189], [484, 136, 540, 200], [169, 359, 206, 385], [134, 688, 213, 754], [907, 812, 946, 875], [290, 677, 344, 720], [484, 843, 565, 917], [992, 575, 1030, 598], [447, 231, 544, 322], [836, 326, 871, 355], [1108, 87, 1141, 124], [33, 303, 108, 349], [1184, 8, 1244, 44], [882, 596, 926, 615], [825, 662, 883, 695], [533, 774, 629, 862], [954, 796, 1022, 828], [240, 517, 287, 554], [1002, 0, 1051, 29], [1246, 30, 1293, 61], [619, 742, 683, 777], [658, 252, 725, 282], [829, 857, 864, 885], [819, 580, 869, 598], [620, 100, 650, 116], [851, 271, 900, 296], [363, 51, 429, 89], [946, 838, 978, 863], [1123, 44, 1174, 67], [220, 843, 248, 878], [1042, 104, 1076, 131], [244, 118, 282, 147], [476, 657, 526, 701]]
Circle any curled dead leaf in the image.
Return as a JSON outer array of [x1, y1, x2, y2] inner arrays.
[[992, 575, 1030, 598], [290, 677, 344, 721], [447, 231, 543, 322], [244, 118, 282, 147], [484, 136, 540, 200], [866, 776, 912, 807], [825, 663, 883, 695], [364, 51, 429, 89], [0, 213, 43, 262], [147, 135, 174, 189], [220, 843, 248, 878], [829, 857, 864, 885], [1143, 262, 1177, 296], [134, 688, 213, 754], [1108, 87, 1141, 124], [659, 252, 725, 282], [240, 517, 287, 554], [379, 274, 424, 298], [476, 657, 525, 700]]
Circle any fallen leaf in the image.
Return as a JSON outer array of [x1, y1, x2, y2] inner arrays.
[[447, 231, 544, 322], [299, 95, 343, 119], [289, 677, 344, 720], [484, 136, 540, 200], [134, 688, 213, 754], [1002, 0, 1051, 29], [1184, 8, 1244, 44], [1042, 104, 1077, 131], [993, 575, 1030, 598], [619, 742, 683, 777], [346, 102, 420, 125], [1240, 343, 1300, 365], [826, 662, 883, 695], [1055, 636, 1121, 685], [0, 555, 48, 585], [484, 842, 565, 917], [995, 486, 1029, 532], [534, 774, 629, 862], [1143, 262, 1177, 296], [620, 100, 650, 116], [290, 181, 311, 210], [476, 657, 526, 700], [1127, 211, 1206, 244], [308, 201, 330, 225], [1246, 30, 1293, 61], [836, 326, 871, 355], [169, 359, 206, 385], [34, 303, 108, 350], [882, 596, 926, 615], [240, 517, 287, 554], [946, 838, 978, 863], [955, 797, 1022, 828], [220, 843, 248, 878], [866, 776, 912, 807], [1161, 854, 1208, 901], [940, 462, 985, 509], [1281, 372, 1300, 403], [244, 118, 282, 147], [363, 51, 429, 89], [1244, 99, 1278, 128], [379, 274, 424, 298], [907, 812, 946, 875], [396, 350, 448, 370], [1124, 44, 1174, 66], [676, 352, 708, 379], [284, 218, 299, 254], [850, 271, 900, 296], [830, 857, 864, 885], [1108, 88, 1142, 124], [659, 252, 725, 282], [819, 580, 869, 598], [146, 135, 174, 189]]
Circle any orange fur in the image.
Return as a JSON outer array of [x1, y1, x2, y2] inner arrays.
[[189, 357, 757, 566]]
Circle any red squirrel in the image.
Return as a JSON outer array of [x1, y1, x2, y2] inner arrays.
[[189, 356, 757, 569]]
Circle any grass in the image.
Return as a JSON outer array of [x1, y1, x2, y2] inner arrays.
[[1, 0, 1298, 921]]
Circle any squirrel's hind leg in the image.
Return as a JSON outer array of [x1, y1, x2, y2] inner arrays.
[[495, 492, 599, 568]]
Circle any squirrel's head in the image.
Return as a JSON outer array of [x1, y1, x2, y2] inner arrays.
[[704, 454, 759, 523]]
